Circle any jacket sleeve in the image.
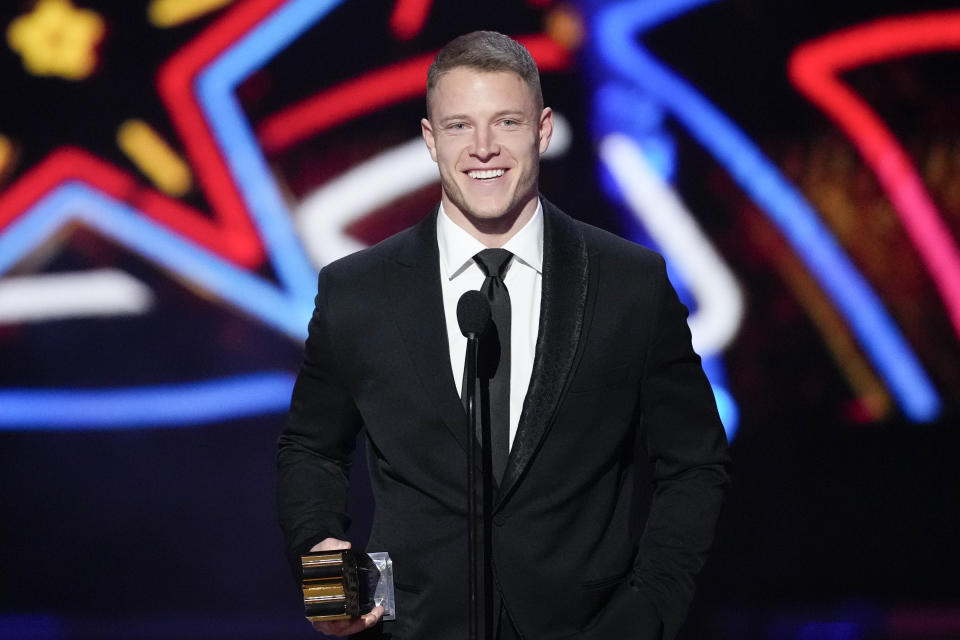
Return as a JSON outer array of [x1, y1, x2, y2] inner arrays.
[[629, 255, 732, 639], [277, 267, 364, 574]]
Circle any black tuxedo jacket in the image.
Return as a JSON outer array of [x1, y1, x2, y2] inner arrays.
[[278, 199, 731, 639]]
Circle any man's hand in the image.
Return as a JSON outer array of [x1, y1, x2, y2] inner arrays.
[[307, 538, 384, 637]]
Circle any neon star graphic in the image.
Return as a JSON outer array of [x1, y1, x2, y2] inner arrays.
[[0, 0, 348, 427], [6, 0, 105, 80]]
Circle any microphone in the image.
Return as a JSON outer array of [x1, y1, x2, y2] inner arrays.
[[457, 290, 490, 338]]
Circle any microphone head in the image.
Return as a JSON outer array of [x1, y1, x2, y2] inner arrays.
[[457, 290, 490, 337]]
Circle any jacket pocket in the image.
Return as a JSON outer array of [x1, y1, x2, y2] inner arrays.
[[578, 581, 662, 640], [578, 571, 628, 629]]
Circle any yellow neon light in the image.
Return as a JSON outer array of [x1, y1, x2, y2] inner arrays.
[[148, 0, 235, 28], [6, 0, 104, 80], [545, 6, 584, 50], [0, 135, 13, 178], [116, 119, 193, 197], [776, 240, 891, 420], [746, 206, 892, 421]]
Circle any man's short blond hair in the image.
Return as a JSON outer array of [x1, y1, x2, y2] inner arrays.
[[426, 31, 543, 119]]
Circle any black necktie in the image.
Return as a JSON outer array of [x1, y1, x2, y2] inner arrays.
[[473, 248, 512, 482]]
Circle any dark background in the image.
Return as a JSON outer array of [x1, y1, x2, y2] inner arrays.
[[1, 1, 958, 638]]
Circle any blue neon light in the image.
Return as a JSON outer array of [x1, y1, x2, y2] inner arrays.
[[586, 0, 940, 421], [712, 384, 739, 441], [0, 182, 308, 337], [0, 373, 295, 429], [592, 85, 676, 180]]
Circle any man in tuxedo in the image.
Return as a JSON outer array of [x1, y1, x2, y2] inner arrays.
[[278, 31, 730, 639]]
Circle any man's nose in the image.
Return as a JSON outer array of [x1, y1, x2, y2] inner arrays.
[[470, 127, 500, 160]]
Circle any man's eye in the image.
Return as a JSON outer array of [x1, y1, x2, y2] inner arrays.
[[450, 123, 467, 130], [501, 119, 517, 127]]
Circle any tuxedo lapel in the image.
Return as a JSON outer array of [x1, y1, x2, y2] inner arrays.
[[498, 199, 590, 503], [383, 210, 472, 457]]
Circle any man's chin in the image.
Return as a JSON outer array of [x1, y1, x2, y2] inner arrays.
[[443, 186, 533, 232], [461, 207, 521, 232], [462, 196, 527, 222], [464, 207, 509, 222]]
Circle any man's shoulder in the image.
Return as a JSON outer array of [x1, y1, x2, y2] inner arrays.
[[578, 219, 663, 264], [321, 212, 434, 279], [544, 198, 664, 268]]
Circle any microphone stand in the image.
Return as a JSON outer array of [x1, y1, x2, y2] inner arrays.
[[460, 290, 493, 640], [479, 360, 494, 640], [464, 328, 480, 640], [465, 329, 496, 640]]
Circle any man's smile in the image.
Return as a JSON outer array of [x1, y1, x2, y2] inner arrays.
[[467, 168, 507, 180]]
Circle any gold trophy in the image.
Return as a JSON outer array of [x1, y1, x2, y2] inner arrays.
[[301, 549, 392, 622]]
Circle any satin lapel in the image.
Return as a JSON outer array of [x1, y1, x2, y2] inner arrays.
[[383, 210, 471, 456], [497, 199, 590, 504]]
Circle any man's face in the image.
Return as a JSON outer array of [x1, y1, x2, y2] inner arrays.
[[421, 67, 553, 235]]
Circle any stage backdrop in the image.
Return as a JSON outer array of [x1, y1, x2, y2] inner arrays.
[[1, 1, 958, 638]]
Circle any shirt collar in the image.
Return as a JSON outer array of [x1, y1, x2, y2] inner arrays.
[[437, 200, 544, 280]]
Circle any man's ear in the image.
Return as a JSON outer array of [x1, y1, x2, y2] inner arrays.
[[537, 107, 554, 155], [421, 118, 438, 162]]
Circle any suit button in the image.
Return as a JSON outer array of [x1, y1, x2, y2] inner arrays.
[[493, 514, 506, 526]]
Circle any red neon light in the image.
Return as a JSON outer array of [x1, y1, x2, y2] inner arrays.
[[0, 148, 119, 230], [257, 34, 573, 153], [259, 52, 434, 153], [789, 10, 960, 339], [389, 0, 432, 41]]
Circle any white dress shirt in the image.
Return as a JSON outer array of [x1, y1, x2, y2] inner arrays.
[[437, 202, 543, 450]]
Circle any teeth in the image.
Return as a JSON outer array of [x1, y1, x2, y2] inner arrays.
[[468, 169, 505, 180]]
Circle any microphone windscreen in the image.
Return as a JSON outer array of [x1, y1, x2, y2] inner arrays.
[[457, 290, 490, 337]]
